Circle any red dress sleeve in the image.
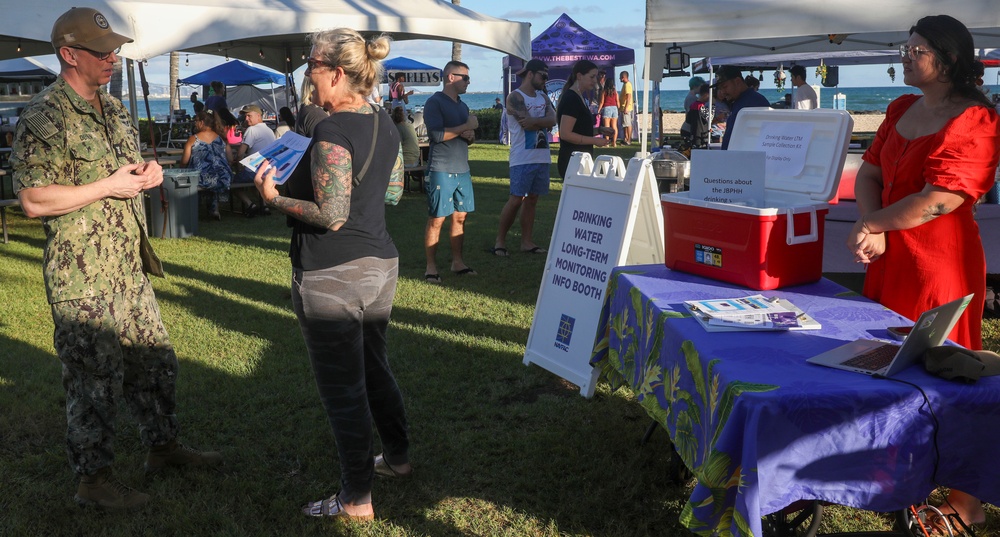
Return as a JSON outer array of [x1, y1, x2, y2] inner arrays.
[[924, 105, 1000, 199]]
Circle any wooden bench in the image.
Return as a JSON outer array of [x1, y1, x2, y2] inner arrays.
[[0, 198, 20, 244]]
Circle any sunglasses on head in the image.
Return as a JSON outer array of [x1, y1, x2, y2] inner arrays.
[[305, 58, 334, 73]]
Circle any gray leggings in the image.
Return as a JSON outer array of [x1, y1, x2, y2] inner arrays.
[[291, 256, 408, 505]]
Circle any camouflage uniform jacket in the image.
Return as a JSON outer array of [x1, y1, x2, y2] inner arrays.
[[11, 76, 147, 304]]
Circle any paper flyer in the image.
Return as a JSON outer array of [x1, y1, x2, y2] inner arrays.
[[239, 132, 311, 185], [684, 295, 821, 331]]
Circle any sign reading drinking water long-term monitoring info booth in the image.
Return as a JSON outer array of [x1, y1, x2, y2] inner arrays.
[[524, 153, 664, 398]]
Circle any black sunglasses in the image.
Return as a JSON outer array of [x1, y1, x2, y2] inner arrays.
[[305, 58, 334, 73], [451, 73, 471, 82], [70, 45, 120, 61]]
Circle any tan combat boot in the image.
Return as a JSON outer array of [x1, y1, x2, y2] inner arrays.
[[75, 468, 150, 510], [145, 439, 223, 475]]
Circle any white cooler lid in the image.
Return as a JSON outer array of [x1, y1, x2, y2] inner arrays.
[[728, 108, 854, 203]]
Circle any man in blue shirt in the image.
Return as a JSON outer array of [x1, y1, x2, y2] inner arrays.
[[712, 65, 770, 149], [422, 61, 479, 282]]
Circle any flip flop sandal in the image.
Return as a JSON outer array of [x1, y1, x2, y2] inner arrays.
[[374, 453, 412, 479], [489, 247, 509, 257], [521, 246, 547, 254], [452, 267, 477, 276], [424, 273, 442, 284], [302, 493, 374, 521]]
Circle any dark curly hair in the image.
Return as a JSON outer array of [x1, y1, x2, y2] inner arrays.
[[910, 15, 991, 107]]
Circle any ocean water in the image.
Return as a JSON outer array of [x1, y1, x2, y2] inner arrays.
[[4, 85, 998, 120]]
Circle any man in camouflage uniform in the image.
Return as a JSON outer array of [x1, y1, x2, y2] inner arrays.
[[11, 7, 222, 510]]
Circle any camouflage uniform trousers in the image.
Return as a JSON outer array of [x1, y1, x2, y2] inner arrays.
[[51, 280, 180, 476]]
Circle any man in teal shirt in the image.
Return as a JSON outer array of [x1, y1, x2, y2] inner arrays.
[[422, 60, 479, 282]]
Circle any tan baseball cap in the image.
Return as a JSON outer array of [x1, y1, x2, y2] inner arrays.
[[51, 7, 133, 53], [243, 105, 263, 116]]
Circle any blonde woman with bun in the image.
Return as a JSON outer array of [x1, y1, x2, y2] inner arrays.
[[253, 28, 408, 522]]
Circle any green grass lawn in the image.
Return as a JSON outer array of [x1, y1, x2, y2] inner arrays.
[[1, 142, 998, 536]]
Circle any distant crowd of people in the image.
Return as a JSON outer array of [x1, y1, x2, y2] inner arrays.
[[173, 77, 332, 218]]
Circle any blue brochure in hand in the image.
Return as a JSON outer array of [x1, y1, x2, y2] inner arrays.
[[239, 132, 311, 185]]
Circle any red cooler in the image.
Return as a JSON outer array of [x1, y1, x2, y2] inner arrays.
[[661, 108, 853, 290]]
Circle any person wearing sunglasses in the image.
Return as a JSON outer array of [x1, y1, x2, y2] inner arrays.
[[255, 27, 407, 523], [422, 61, 479, 282], [11, 6, 222, 511], [493, 59, 556, 257], [847, 15, 1000, 534]]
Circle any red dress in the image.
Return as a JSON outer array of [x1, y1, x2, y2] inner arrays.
[[862, 94, 1000, 349]]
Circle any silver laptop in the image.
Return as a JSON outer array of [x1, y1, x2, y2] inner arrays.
[[807, 294, 973, 377]]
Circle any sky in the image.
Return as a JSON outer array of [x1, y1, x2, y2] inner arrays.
[[30, 1, 1000, 95]]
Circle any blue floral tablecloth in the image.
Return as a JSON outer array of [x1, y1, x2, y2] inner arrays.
[[590, 264, 1000, 537]]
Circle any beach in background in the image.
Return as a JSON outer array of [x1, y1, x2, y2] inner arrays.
[[101, 84, 999, 119], [5, 84, 992, 135]]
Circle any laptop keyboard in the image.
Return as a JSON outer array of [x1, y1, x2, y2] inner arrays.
[[842, 343, 899, 371]]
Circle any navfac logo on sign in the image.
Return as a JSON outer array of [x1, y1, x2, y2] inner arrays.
[[555, 314, 575, 351]]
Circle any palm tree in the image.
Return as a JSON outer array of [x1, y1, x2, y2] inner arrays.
[[169, 52, 179, 113], [451, 0, 462, 61]]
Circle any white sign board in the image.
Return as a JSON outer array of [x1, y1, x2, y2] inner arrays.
[[524, 153, 664, 398], [688, 150, 766, 205]]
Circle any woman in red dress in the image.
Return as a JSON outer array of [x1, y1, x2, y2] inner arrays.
[[848, 15, 1000, 531]]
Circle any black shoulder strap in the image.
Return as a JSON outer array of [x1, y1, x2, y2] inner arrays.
[[352, 105, 380, 187]]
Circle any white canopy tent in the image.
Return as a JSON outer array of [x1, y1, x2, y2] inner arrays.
[[0, 0, 531, 69], [0, 1, 530, 134], [640, 0, 1000, 150]]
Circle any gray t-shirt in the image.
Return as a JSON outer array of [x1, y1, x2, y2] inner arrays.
[[423, 91, 470, 173]]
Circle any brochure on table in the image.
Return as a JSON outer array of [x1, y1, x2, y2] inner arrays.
[[239, 132, 311, 185], [685, 294, 822, 332]]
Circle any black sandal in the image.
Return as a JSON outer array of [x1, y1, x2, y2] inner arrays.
[[301, 493, 374, 521], [374, 453, 412, 479]]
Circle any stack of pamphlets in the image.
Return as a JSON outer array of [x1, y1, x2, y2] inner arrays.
[[684, 294, 821, 332]]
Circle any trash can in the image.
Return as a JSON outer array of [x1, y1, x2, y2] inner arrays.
[[145, 169, 199, 238]]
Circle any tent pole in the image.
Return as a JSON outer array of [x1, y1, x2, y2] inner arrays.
[[137, 60, 168, 239], [270, 82, 279, 121], [631, 63, 638, 146], [640, 46, 651, 155], [288, 72, 298, 112], [126, 59, 139, 136], [709, 65, 715, 149]]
